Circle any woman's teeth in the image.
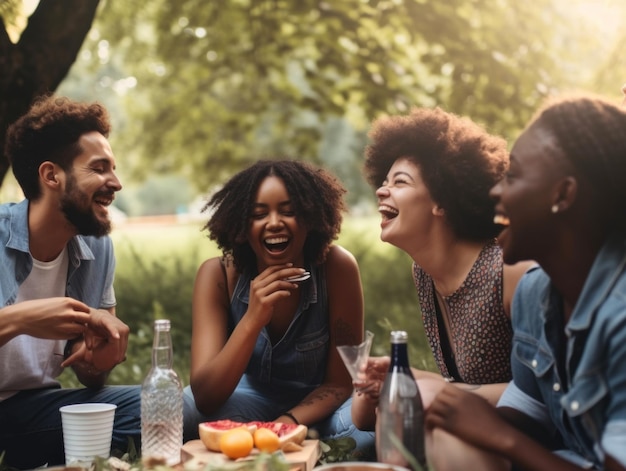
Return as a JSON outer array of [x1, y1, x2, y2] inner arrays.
[[378, 204, 398, 219], [493, 214, 510, 226], [264, 236, 289, 252]]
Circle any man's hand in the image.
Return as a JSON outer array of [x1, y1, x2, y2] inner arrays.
[[14, 297, 91, 340], [426, 384, 510, 451], [62, 309, 129, 372]]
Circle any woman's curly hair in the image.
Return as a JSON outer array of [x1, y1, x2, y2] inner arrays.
[[203, 159, 347, 273], [364, 107, 508, 241], [5, 95, 110, 201]]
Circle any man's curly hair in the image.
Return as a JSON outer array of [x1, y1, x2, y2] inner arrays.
[[5, 95, 110, 201], [203, 159, 347, 273], [364, 107, 508, 241]]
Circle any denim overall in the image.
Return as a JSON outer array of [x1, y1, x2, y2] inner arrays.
[[183, 263, 375, 457]]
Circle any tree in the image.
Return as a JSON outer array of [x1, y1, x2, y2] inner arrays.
[[0, 0, 100, 187], [3, 0, 624, 199], [81, 0, 581, 197]]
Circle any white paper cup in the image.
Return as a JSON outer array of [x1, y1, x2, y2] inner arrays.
[[60, 403, 117, 466]]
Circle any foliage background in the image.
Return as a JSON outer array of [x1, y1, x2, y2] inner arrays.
[[2, 0, 622, 209]]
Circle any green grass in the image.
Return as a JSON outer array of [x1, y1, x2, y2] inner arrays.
[[111, 218, 217, 260]]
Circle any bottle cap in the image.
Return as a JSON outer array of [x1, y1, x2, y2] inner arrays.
[[154, 319, 171, 330], [390, 330, 408, 343]]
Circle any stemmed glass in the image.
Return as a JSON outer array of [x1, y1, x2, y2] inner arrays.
[[337, 330, 374, 386]]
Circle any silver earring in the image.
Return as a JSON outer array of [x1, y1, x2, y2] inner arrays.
[[551, 204, 559, 214]]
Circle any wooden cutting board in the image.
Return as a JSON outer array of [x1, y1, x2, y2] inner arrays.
[[181, 439, 321, 471]]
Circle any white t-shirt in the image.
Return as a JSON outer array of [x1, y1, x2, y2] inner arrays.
[[0, 247, 69, 401]]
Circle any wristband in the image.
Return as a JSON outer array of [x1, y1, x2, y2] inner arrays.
[[283, 411, 299, 425]]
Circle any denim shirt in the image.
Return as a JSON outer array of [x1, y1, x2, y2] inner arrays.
[[0, 200, 116, 309], [499, 234, 626, 467], [228, 263, 329, 393], [0, 200, 117, 399]]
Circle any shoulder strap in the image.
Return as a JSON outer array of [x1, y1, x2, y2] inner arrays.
[[220, 255, 239, 303], [219, 256, 230, 303]]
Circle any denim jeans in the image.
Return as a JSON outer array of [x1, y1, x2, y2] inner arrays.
[[0, 386, 141, 470]]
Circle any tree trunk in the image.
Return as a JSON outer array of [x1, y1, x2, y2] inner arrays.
[[0, 0, 100, 191]]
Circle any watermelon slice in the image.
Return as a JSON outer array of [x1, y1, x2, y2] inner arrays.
[[248, 421, 308, 448], [199, 419, 308, 452], [199, 419, 257, 452]]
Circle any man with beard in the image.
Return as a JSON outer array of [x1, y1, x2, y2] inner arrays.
[[0, 96, 140, 469]]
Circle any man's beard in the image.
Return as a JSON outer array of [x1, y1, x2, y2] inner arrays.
[[60, 176, 112, 237]]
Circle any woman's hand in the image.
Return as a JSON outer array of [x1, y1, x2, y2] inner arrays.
[[246, 264, 306, 327], [353, 356, 389, 399]]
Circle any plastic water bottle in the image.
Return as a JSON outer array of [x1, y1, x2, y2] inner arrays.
[[376, 330, 426, 470], [141, 319, 183, 465]]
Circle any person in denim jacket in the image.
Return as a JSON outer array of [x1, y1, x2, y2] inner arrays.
[[183, 160, 374, 457], [0, 96, 140, 469], [425, 94, 626, 471]]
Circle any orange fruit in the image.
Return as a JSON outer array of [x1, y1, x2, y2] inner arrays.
[[219, 428, 254, 459], [253, 427, 280, 453]]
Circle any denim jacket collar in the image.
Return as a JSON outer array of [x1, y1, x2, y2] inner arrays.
[[567, 233, 626, 334], [6, 199, 95, 265]]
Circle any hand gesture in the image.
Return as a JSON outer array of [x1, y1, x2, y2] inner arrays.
[[63, 309, 129, 372], [246, 264, 305, 327], [425, 384, 509, 450], [16, 297, 91, 340], [353, 356, 389, 400]]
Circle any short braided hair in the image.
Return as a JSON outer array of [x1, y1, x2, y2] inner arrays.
[[203, 159, 347, 273], [532, 94, 626, 231]]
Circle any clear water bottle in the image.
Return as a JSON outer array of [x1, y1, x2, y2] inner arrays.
[[376, 330, 426, 470], [141, 319, 183, 465]]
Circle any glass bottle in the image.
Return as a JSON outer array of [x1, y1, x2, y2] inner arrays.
[[376, 330, 426, 470], [141, 319, 183, 466]]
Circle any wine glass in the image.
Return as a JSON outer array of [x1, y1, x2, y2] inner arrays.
[[337, 330, 374, 384]]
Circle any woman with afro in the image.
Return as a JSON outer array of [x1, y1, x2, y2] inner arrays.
[[352, 108, 533, 436]]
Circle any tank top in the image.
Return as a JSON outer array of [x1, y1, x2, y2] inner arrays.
[[414, 239, 513, 384]]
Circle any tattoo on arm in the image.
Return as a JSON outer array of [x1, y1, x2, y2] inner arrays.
[[299, 385, 346, 407]]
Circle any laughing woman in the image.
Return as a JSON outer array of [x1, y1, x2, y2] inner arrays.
[[351, 108, 533, 431], [426, 94, 626, 471], [183, 159, 374, 456]]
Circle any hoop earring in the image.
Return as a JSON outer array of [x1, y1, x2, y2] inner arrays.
[[551, 204, 559, 214]]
